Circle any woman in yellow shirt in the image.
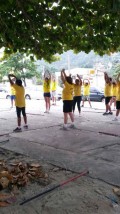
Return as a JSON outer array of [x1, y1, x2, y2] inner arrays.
[[103, 72, 113, 115], [10, 85, 16, 108], [43, 71, 51, 113], [73, 74, 82, 116], [61, 69, 75, 130], [8, 74, 28, 132], [110, 81, 117, 110], [81, 79, 92, 108], [113, 74, 120, 121], [51, 77, 57, 105]]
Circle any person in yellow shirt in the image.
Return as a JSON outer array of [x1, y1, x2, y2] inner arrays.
[[8, 74, 28, 132], [110, 81, 117, 110], [73, 74, 82, 116], [113, 74, 120, 121], [10, 85, 16, 108], [61, 69, 75, 130], [81, 79, 92, 108], [51, 77, 57, 105], [103, 72, 113, 115], [43, 71, 51, 113]]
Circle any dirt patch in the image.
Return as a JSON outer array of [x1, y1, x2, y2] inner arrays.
[[0, 148, 120, 214]]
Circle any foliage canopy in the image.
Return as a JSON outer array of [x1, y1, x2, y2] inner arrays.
[[0, 52, 39, 85], [0, 0, 120, 61]]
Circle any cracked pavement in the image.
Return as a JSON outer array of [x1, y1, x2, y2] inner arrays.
[[0, 99, 120, 187]]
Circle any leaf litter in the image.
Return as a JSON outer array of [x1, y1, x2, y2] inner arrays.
[[0, 159, 49, 207]]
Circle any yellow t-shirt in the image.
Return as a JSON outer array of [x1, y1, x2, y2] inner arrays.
[[51, 81, 57, 91], [112, 85, 117, 97], [116, 82, 120, 101], [62, 81, 73, 100], [83, 84, 90, 96], [11, 86, 16, 95], [43, 80, 51, 93], [104, 83, 112, 97], [12, 84, 25, 107], [73, 84, 81, 96]]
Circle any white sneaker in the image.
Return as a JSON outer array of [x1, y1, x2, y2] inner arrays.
[[60, 126, 69, 131], [112, 117, 118, 121], [69, 124, 77, 129]]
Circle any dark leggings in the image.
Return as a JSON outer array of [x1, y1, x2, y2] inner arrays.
[[73, 96, 82, 113], [16, 107, 26, 118]]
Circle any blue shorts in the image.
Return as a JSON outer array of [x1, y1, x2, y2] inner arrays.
[[44, 92, 51, 98], [11, 95, 15, 100]]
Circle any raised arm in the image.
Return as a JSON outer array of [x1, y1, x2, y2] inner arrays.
[[8, 74, 16, 85], [117, 73, 120, 82], [48, 70, 51, 80], [104, 72, 109, 83], [77, 74, 82, 85], [61, 68, 66, 83], [83, 78, 90, 85]]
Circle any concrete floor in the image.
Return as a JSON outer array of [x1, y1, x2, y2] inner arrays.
[[0, 99, 120, 187]]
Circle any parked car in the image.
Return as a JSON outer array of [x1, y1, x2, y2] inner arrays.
[[90, 87, 105, 102], [0, 88, 10, 99], [25, 86, 43, 100], [81, 87, 105, 102], [25, 85, 62, 100]]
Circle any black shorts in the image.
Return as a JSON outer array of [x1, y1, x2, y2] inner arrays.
[[116, 101, 120, 110], [16, 107, 26, 118], [44, 92, 51, 98], [63, 100, 73, 113], [105, 97, 112, 105]]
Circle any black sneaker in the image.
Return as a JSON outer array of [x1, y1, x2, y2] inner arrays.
[[103, 112, 109, 115], [24, 125, 28, 129], [108, 112, 113, 115], [13, 127, 22, 132]]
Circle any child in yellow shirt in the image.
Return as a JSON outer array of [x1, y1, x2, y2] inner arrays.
[[8, 74, 28, 132], [51, 77, 57, 105], [81, 79, 92, 108]]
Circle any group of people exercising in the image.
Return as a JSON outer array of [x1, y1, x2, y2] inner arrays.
[[8, 69, 120, 132]]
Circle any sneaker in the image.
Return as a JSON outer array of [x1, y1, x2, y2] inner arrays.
[[103, 112, 109, 115], [24, 125, 28, 129], [60, 126, 69, 131], [108, 112, 113, 115], [69, 124, 77, 129], [13, 127, 22, 132], [81, 105, 84, 107], [112, 117, 118, 121], [44, 111, 48, 113]]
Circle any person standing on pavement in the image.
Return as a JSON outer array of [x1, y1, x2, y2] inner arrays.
[[61, 69, 75, 130], [10, 84, 16, 108], [103, 72, 113, 115], [73, 74, 82, 116], [113, 74, 120, 121], [51, 76, 57, 105], [81, 79, 92, 108], [8, 74, 28, 132], [110, 81, 117, 110], [43, 71, 51, 113]]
